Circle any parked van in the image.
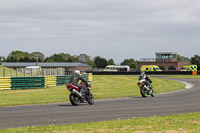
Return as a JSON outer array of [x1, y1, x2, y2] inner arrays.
[[180, 65, 197, 71], [104, 65, 130, 72], [25, 66, 41, 74], [141, 65, 162, 72]]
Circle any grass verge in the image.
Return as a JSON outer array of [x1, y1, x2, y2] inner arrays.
[[0, 75, 185, 107], [0, 112, 199, 133]]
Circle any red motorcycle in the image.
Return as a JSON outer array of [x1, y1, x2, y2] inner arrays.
[[66, 83, 94, 106]]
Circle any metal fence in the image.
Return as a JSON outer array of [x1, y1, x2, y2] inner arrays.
[[0, 67, 66, 77]]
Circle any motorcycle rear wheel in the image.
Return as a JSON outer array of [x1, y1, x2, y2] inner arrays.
[[140, 87, 147, 97], [87, 93, 94, 105], [69, 93, 80, 106]]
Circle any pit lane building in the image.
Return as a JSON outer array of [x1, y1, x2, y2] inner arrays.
[[138, 52, 190, 71]]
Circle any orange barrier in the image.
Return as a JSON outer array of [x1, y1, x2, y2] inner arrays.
[[192, 71, 197, 75]]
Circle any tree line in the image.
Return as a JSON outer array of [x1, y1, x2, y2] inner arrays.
[[1, 51, 200, 70], [0, 51, 138, 69]]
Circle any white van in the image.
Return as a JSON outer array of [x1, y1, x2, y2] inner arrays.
[[104, 65, 130, 72]]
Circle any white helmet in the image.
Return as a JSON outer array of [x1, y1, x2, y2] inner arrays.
[[74, 70, 80, 75]]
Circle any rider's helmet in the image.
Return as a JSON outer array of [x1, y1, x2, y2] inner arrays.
[[74, 70, 80, 75], [140, 71, 146, 79]]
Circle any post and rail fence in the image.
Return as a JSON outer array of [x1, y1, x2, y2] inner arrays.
[[0, 67, 66, 77]]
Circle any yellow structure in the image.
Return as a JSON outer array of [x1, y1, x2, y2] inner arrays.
[[141, 65, 162, 72]]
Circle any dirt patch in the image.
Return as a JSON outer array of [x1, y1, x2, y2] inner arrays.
[[52, 130, 76, 133], [95, 129, 106, 133], [131, 128, 188, 133], [187, 120, 200, 124], [120, 126, 134, 131]]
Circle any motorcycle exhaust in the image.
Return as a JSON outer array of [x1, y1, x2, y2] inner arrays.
[[144, 86, 150, 91], [72, 89, 82, 97]]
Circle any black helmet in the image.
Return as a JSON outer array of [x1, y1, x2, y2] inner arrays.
[[140, 71, 146, 79]]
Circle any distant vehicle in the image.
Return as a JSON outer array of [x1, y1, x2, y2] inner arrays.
[[104, 65, 130, 72], [141, 65, 162, 72], [25, 66, 41, 74], [180, 65, 197, 71]]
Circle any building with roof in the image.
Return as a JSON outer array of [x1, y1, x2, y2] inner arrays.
[[139, 52, 190, 71], [1, 62, 91, 75]]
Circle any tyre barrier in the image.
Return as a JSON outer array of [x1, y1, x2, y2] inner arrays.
[[45, 76, 57, 88], [11, 77, 45, 90], [0, 74, 89, 90], [0, 77, 11, 90], [88, 73, 93, 82], [56, 75, 71, 86]]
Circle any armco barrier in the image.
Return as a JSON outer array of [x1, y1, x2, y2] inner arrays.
[[11, 77, 45, 90], [0, 77, 11, 90], [87, 71, 194, 75]]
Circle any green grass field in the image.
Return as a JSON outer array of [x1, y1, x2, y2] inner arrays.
[[0, 75, 185, 107], [0, 112, 199, 133]]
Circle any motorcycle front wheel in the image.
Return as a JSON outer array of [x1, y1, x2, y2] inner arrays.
[[140, 87, 147, 97], [87, 93, 94, 105], [69, 93, 80, 106], [151, 89, 155, 97]]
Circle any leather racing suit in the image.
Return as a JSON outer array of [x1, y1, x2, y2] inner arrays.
[[69, 73, 89, 93]]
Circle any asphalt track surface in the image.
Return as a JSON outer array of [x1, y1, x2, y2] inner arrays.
[[0, 78, 200, 129]]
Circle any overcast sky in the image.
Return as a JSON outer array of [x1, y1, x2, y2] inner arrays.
[[0, 0, 200, 63]]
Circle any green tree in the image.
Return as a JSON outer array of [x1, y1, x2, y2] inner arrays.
[[59, 53, 71, 61], [177, 55, 190, 62], [88, 60, 96, 68], [191, 55, 200, 70], [7, 50, 29, 62], [67, 55, 79, 62], [79, 54, 91, 64], [94, 56, 108, 68], [52, 54, 66, 62], [45, 53, 70, 62], [120, 58, 137, 68], [29, 52, 45, 62], [0, 56, 6, 62], [107, 59, 115, 65], [44, 57, 55, 62]]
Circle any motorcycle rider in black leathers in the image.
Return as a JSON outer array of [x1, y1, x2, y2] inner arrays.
[[139, 71, 153, 90], [69, 70, 89, 95]]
